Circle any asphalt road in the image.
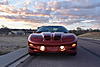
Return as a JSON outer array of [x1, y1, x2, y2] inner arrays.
[[17, 38, 100, 67]]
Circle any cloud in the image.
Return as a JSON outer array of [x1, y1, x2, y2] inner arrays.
[[0, 0, 8, 5], [1, 0, 100, 18], [0, 0, 100, 29], [31, 0, 100, 20], [34, 1, 47, 10]]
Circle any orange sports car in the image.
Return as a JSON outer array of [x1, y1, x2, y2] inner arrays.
[[28, 26, 77, 56]]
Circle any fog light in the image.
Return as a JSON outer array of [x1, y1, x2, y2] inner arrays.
[[60, 46, 65, 51], [40, 46, 45, 51], [72, 44, 77, 47], [29, 44, 33, 47]]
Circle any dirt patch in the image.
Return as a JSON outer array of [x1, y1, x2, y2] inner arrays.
[[0, 35, 28, 55]]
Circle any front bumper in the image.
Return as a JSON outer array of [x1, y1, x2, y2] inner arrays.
[[28, 46, 77, 54]]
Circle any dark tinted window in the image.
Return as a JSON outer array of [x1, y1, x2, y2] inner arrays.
[[36, 26, 68, 33]]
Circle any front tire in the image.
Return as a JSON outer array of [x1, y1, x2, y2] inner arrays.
[[29, 52, 39, 56], [28, 52, 33, 56]]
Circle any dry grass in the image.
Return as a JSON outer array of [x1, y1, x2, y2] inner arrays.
[[0, 35, 28, 55], [78, 32, 100, 39]]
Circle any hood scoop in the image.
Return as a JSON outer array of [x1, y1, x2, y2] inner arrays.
[[43, 32, 51, 40], [54, 34, 61, 40], [44, 35, 51, 40], [43, 32, 62, 41]]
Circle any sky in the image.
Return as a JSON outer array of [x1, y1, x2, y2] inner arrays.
[[0, 0, 100, 30]]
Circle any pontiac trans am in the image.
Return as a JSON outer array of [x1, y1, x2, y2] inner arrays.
[[28, 26, 78, 56]]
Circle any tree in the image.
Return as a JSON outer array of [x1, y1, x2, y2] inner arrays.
[[76, 27, 82, 31], [0, 25, 11, 35]]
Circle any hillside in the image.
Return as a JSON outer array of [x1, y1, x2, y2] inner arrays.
[[78, 32, 100, 39]]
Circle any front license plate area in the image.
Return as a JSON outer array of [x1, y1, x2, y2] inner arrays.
[[46, 46, 58, 51]]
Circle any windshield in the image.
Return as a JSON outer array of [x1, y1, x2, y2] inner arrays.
[[36, 26, 68, 33]]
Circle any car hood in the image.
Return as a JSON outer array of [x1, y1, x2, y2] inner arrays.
[[28, 32, 77, 45]]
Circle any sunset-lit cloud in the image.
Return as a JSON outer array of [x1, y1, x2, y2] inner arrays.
[[0, 0, 100, 29]]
